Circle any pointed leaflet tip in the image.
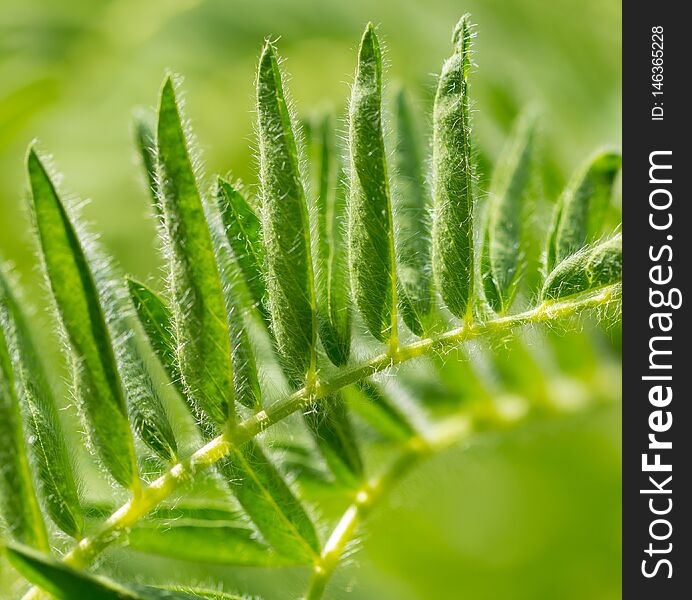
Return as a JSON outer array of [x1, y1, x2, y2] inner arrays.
[[155, 74, 234, 425], [27, 149, 139, 490], [256, 35, 316, 381], [452, 14, 472, 50], [431, 16, 476, 319]]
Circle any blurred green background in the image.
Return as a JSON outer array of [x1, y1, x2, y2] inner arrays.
[[1, 0, 621, 598]]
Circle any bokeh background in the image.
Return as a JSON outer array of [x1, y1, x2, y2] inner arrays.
[[1, 0, 621, 598]]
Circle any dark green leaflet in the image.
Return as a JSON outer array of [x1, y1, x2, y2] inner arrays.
[[156, 78, 234, 424], [128, 522, 294, 566], [394, 89, 432, 335], [0, 267, 82, 537], [308, 114, 352, 367], [301, 116, 361, 484], [546, 151, 622, 271], [216, 179, 268, 322], [116, 332, 178, 463], [7, 543, 231, 599], [256, 42, 316, 382], [219, 440, 320, 563], [542, 234, 622, 301], [127, 279, 182, 397], [0, 320, 49, 550], [134, 117, 159, 210], [27, 149, 138, 489], [432, 15, 475, 319], [348, 24, 398, 344], [205, 200, 262, 411], [304, 393, 363, 486], [481, 113, 537, 313]]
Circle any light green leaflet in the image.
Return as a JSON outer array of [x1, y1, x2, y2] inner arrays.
[[216, 178, 268, 323], [304, 393, 363, 486], [0, 267, 82, 537], [156, 78, 234, 424], [220, 440, 320, 563], [256, 42, 316, 382], [481, 112, 537, 313], [7, 543, 241, 599], [0, 320, 49, 550], [394, 89, 433, 336], [128, 521, 294, 566], [348, 24, 398, 344], [307, 114, 352, 367], [542, 234, 622, 300], [27, 149, 138, 489], [432, 15, 475, 320], [546, 150, 622, 271]]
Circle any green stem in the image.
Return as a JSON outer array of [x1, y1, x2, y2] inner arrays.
[[22, 284, 620, 599], [305, 440, 429, 600]]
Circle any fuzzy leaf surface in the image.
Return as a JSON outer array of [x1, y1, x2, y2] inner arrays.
[[308, 115, 351, 366], [27, 149, 138, 488], [220, 440, 320, 563], [394, 89, 432, 335], [156, 78, 234, 424], [481, 112, 536, 313], [0, 321, 49, 550], [546, 151, 621, 271], [542, 234, 622, 300], [432, 16, 475, 319], [256, 43, 315, 381], [216, 179, 267, 322], [348, 24, 397, 343], [0, 267, 82, 537]]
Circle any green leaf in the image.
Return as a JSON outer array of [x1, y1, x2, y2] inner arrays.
[[0, 267, 82, 537], [0, 320, 49, 550], [204, 187, 262, 412], [481, 112, 537, 313], [134, 117, 159, 210], [348, 24, 397, 344], [542, 233, 622, 301], [546, 151, 621, 271], [216, 179, 267, 322], [128, 521, 294, 566], [116, 332, 178, 463], [345, 381, 416, 442], [432, 15, 475, 320], [304, 393, 363, 486], [6, 543, 216, 599], [127, 279, 182, 397], [207, 210, 262, 412], [256, 42, 316, 382], [219, 440, 320, 563], [27, 148, 138, 489], [308, 114, 351, 366], [156, 77, 234, 424], [157, 589, 246, 600], [394, 89, 432, 336]]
